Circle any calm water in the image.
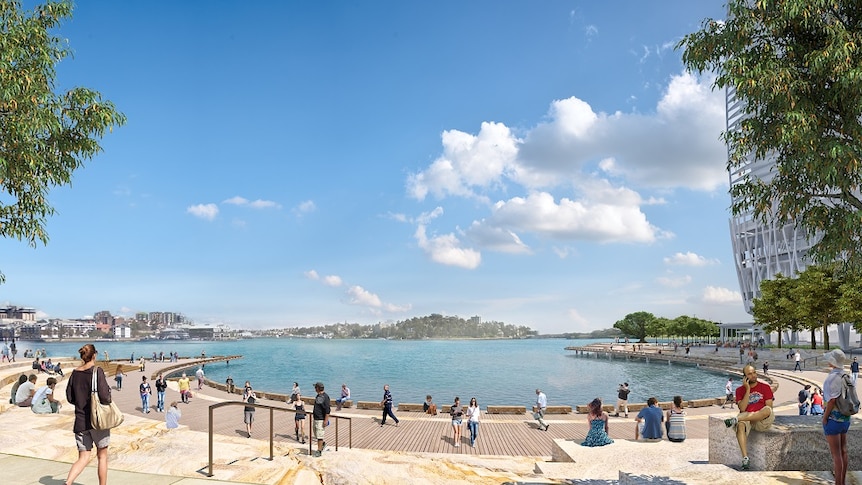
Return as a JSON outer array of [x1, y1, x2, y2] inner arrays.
[[18, 338, 728, 407]]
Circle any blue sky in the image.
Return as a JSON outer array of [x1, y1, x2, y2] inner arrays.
[[1, 1, 749, 333]]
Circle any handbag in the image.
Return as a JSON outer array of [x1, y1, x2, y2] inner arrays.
[[90, 367, 124, 430]]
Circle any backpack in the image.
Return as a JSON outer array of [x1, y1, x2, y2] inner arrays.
[[798, 389, 807, 403], [835, 373, 860, 417]]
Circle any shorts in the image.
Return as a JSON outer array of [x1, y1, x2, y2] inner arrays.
[[75, 428, 110, 451], [295, 415, 306, 421], [313, 419, 325, 440], [244, 411, 254, 424], [824, 411, 851, 436], [452, 418, 463, 426], [738, 407, 775, 436]]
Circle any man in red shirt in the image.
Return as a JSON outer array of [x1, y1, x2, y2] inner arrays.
[[724, 364, 775, 470]]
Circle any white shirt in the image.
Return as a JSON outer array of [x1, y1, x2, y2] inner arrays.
[[536, 392, 547, 409], [15, 381, 35, 403], [195, 368, 204, 379], [32, 385, 53, 404], [725, 380, 732, 394], [795, 352, 801, 362], [467, 405, 480, 422]]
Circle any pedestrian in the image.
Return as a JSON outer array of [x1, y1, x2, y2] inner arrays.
[[450, 396, 464, 447], [64, 343, 111, 485], [225, 375, 235, 394], [380, 384, 399, 427], [466, 397, 480, 447], [9, 340, 16, 362], [155, 373, 167, 412], [178, 373, 191, 403], [114, 364, 125, 391], [312, 382, 331, 457], [852, 357, 859, 385], [762, 360, 769, 375], [291, 392, 306, 443], [614, 383, 630, 417], [822, 349, 851, 485], [195, 366, 205, 390], [139, 376, 152, 413], [533, 389, 549, 431], [244, 390, 256, 438], [243, 381, 253, 401], [166, 401, 181, 429], [335, 383, 350, 411], [794, 350, 802, 371], [722, 378, 734, 409], [798, 384, 812, 415], [138, 356, 145, 372]]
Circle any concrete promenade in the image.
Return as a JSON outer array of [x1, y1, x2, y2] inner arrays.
[[0, 344, 859, 484]]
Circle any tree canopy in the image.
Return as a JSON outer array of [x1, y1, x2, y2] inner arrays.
[[0, 0, 125, 281], [679, 0, 862, 270]]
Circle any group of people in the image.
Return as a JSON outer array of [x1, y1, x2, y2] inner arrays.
[[723, 349, 852, 484], [9, 373, 62, 414], [797, 384, 825, 415]]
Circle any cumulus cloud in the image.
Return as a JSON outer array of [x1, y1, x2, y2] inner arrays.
[[348, 285, 381, 307], [187, 203, 219, 221], [307, 270, 408, 314], [293, 200, 316, 215], [223, 196, 281, 209], [465, 221, 531, 254], [322, 275, 343, 287], [414, 225, 481, 269], [701, 286, 742, 304], [304, 270, 319, 280], [664, 251, 718, 266]]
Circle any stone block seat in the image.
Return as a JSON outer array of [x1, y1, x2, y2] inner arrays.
[[357, 401, 383, 410], [486, 405, 526, 414], [708, 414, 861, 471]]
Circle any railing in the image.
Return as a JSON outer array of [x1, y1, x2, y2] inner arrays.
[[206, 400, 351, 477]]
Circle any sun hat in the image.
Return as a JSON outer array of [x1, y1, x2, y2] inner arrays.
[[824, 349, 847, 368]]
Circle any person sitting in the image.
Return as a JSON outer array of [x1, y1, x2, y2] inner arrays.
[[166, 401, 182, 429], [724, 364, 775, 470], [31, 359, 40, 371], [635, 397, 664, 440], [665, 395, 686, 442], [9, 374, 27, 405], [335, 383, 351, 410], [53, 362, 63, 376], [581, 397, 613, 447], [15, 374, 37, 407], [424, 395, 438, 415], [30, 377, 60, 414]]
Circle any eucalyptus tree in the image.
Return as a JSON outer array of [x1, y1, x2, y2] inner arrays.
[[1, 0, 125, 282], [680, 0, 862, 270]]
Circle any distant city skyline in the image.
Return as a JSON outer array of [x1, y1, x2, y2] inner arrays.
[[0, 2, 748, 333]]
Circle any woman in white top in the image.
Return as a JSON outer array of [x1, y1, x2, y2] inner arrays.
[[822, 349, 851, 485], [466, 397, 480, 447]]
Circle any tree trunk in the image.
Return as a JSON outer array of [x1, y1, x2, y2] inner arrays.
[[823, 322, 830, 349], [810, 328, 817, 349]]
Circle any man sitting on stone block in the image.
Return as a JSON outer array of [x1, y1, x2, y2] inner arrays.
[[724, 364, 775, 470]]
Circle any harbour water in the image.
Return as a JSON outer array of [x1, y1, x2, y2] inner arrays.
[[16, 338, 728, 407]]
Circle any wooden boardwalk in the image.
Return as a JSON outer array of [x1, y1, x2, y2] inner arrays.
[[99, 358, 714, 458]]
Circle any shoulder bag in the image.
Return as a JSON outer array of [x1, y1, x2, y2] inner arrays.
[[90, 367, 124, 430]]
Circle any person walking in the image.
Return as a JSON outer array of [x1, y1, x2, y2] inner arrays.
[[292, 392, 306, 443], [449, 397, 464, 447], [64, 343, 112, 485], [534, 389, 549, 431], [851, 357, 859, 385], [225, 375, 235, 394], [139, 376, 152, 413], [195, 366, 205, 390], [114, 364, 125, 391], [155, 373, 167, 412], [178, 373, 191, 403], [762, 360, 769, 375], [312, 382, 331, 457], [614, 383, 630, 417], [794, 350, 802, 371], [466, 397, 480, 447], [822, 349, 851, 485], [380, 384, 399, 427], [722, 378, 734, 409], [798, 384, 812, 415], [243, 390, 256, 438]]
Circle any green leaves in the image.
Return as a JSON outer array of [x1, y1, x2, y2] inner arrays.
[[680, 0, 862, 270], [0, 0, 125, 282]]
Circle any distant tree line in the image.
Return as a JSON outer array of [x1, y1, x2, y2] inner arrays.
[[612, 312, 720, 344], [752, 264, 862, 349], [281, 314, 537, 339]]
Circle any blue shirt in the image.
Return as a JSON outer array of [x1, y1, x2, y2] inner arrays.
[[637, 405, 664, 439]]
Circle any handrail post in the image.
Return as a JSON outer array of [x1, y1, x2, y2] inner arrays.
[[269, 407, 274, 460], [335, 417, 338, 451], [208, 403, 214, 477]]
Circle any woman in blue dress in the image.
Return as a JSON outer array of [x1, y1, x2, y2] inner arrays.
[[581, 397, 614, 447]]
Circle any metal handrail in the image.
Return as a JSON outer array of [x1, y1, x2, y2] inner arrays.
[[207, 400, 351, 477]]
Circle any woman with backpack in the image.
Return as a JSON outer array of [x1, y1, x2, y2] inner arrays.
[[822, 349, 851, 485]]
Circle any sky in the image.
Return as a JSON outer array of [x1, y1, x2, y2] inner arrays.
[[0, 1, 750, 334]]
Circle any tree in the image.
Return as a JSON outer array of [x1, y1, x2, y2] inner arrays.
[[837, 271, 862, 332], [792, 264, 842, 349], [679, 1, 862, 270], [613, 311, 655, 343], [0, 1, 125, 282], [752, 273, 800, 348]]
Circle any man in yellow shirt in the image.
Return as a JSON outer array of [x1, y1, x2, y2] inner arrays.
[[178, 373, 191, 403]]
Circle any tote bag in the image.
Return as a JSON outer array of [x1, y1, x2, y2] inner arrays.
[[90, 367, 124, 430]]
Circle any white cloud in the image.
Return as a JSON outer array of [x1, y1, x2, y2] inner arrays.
[[187, 203, 219, 221], [223, 196, 282, 209], [466, 221, 531, 254], [701, 286, 742, 304], [414, 225, 481, 269], [304, 270, 319, 280], [568, 308, 590, 327], [656, 274, 692, 288], [323, 275, 343, 287], [348, 285, 382, 308], [293, 200, 316, 215], [664, 251, 718, 266]]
